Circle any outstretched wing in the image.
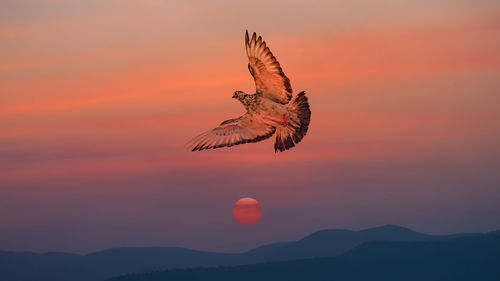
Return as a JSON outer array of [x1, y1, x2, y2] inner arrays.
[[187, 114, 276, 151], [245, 30, 292, 104]]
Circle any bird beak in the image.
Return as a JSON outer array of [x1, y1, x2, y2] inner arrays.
[[232, 92, 238, 98]]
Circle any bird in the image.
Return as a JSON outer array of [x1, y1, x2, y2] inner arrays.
[[187, 30, 311, 153]]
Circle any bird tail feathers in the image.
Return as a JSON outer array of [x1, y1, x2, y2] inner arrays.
[[274, 91, 311, 152]]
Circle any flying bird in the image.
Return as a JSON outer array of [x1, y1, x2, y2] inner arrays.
[[187, 31, 311, 153]]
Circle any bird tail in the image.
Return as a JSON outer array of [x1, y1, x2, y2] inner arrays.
[[274, 91, 311, 152]]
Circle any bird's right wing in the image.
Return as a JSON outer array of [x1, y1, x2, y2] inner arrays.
[[187, 114, 276, 151]]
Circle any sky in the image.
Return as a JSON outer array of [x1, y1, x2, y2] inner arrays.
[[1, 0, 500, 254]]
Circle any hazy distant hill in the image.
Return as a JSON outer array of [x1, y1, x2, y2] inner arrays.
[[244, 224, 474, 262], [0, 225, 485, 281], [0, 248, 235, 281], [108, 234, 500, 281]]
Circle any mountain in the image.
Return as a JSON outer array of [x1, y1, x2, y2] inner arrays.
[[107, 234, 500, 281], [244, 225, 475, 262], [0, 225, 485, 281], [0, 247, 236, 281]]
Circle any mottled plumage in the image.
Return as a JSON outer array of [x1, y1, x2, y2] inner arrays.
[[187, 31, 311, 153]]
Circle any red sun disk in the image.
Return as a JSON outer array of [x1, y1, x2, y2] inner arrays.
[[233, 197, 262, 226]]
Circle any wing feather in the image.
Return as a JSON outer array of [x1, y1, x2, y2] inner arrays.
[[245, 30, 292, 104], [187, 114, 276, 151]]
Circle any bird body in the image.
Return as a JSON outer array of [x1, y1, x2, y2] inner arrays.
[[187, 31, 311, 153], [233, 91, 293, 128]]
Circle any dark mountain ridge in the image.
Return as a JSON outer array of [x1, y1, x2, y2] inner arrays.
[[0, 225, 490, 281], [107, 234, 500, 281], [244, 224, 477, 261]]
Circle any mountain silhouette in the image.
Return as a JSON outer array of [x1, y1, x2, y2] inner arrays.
[[0, 225, 486, 281], [244, 225, 474, 261], [107, 234, 500, 281]]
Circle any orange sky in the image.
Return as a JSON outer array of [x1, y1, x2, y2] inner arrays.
[[1, 0, 500, 253]]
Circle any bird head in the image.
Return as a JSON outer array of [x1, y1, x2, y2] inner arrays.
[[232, 90, 246, 99]]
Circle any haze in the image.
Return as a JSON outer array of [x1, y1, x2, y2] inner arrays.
[[1, 0, 499, 253]]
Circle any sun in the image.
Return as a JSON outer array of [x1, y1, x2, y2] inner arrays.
[[233, 197, 262, 226]]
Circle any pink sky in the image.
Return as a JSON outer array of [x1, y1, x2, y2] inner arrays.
[[1, 0, 500, 253]]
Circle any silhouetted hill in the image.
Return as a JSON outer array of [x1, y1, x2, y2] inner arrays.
[[0, 247, 236, 281], [0, 251, 83, 281], [244, 225, 475, 261], [107, 234, 500, 281], [0, 225, 488, 281], [489, 229, 500, 235]]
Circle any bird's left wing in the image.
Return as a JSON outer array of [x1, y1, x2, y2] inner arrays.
[[187, 114, 276, 151], [246, 30, 292, 104]]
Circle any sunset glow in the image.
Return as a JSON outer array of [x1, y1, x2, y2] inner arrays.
[[1, 0, 499, 254]]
